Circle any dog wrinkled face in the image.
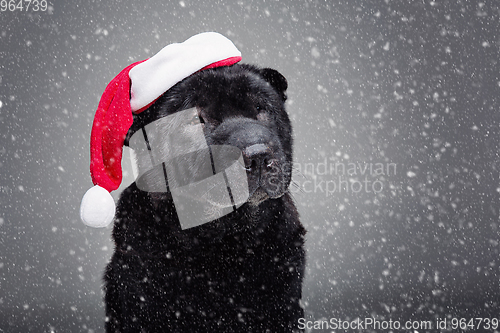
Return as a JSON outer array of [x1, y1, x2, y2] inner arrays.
[[126, 64, 293, 217]]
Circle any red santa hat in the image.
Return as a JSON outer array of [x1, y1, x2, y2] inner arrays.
[[80, 32, 242, 228]]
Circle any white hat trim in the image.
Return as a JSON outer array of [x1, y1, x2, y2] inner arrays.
[[129, 32, 241, 112]]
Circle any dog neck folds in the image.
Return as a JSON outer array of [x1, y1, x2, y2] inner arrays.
[[127, 107, 249, 230]]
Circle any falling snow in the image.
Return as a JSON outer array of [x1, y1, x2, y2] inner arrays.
[[1, 0, 500, 332]]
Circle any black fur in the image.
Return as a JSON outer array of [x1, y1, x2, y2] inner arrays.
[[104, 64, 306, 332]]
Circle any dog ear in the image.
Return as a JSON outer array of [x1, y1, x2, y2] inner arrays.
[[261, 68, 288, 101]]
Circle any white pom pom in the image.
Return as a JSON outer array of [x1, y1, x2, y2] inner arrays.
[[80, 185, 116, 228]]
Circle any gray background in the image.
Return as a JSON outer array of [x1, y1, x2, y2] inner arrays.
[[1, 0, 499, 332]]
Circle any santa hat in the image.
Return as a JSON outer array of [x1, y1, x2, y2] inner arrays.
[[80, 32, 242, 228]]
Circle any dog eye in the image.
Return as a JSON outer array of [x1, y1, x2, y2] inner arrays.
[[255, 104, 266, 112], [188, 114, 205, 125]]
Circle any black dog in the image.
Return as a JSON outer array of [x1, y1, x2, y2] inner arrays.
[[104, 64, 306, 332]]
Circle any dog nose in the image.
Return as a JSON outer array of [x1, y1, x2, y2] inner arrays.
[[242, 144, 273, 174]]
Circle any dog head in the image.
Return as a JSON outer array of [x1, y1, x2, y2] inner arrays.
[[126, 64, 293, 211]]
